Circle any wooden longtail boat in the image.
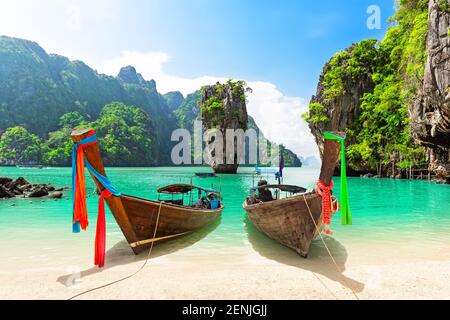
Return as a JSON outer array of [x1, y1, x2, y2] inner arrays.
[[243, 132, 343, 258], [71, 129, 223, 255]]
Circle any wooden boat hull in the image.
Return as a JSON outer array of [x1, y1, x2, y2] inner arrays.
[[71, 129, 223, 255], [243, 192, 322, 257], [109, 195, 223, 254], [243, 133, 343, 258]]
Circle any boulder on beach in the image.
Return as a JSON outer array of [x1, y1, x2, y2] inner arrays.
[[0, 177, 13, 185], [0, 185, 15, 198], [28, 186, 49, 198], [49, 192, 63, 199], [0, 177, 63, 199], [14, 177, 29, 186]]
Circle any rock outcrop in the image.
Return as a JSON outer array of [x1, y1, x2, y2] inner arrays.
[[308, 43, 375, 167], [200, 81, 249, 174], [0, 176, 64, 199], [411, 0, 450, 181], [306, 1, 450, 182], [118, 66, 145, 85], [163, 91, 184, 111]]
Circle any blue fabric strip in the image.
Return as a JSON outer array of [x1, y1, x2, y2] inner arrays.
[[84, 160, 121, 196]]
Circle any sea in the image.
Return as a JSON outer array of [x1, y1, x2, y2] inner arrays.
[[1, 166, 450, 272]]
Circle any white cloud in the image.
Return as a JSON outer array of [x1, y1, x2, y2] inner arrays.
[[99, 51, 228, 95], [0, 0, 118, 64], [98, 51, 319, 158], [246, 82, 318, 158]]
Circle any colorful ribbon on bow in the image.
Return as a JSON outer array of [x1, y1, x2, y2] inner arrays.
[[72, 130, 121, 267], [72, 131, 97, 232], [315, 179, 334, 235], [324, 131, 352, 225], [95, 189, 111, 268]]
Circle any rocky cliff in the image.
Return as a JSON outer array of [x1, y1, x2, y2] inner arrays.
[[200, 80, 249, 174], [411, 0, 450, 180], [308, 43, 375, 158], [163, 91, 184, 111], [306, 0, 449, 182]]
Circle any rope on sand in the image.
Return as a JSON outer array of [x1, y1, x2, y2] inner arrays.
[[302, 194, 360, 300], [67, 201, 164, 300]]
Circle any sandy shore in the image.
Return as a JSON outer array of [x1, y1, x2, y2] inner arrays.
[[1, 232, 450, 300]]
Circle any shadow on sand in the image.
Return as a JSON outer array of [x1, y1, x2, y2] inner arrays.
[[244, 217, 365, 294], [57, 218, 221, 287]]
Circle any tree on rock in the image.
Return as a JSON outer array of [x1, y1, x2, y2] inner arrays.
[[0, 126, 42, 165]]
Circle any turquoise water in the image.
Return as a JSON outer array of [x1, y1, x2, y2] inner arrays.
[[1, 166, 450, 269]]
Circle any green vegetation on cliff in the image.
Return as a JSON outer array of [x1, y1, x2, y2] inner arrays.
[[0, 37, 303, 167], [305, 0, 429, 174], [0, 127, 42, 164], [200, 80, 252, 129], [0, 36, 177, 166], [4, 103, 159, 166]]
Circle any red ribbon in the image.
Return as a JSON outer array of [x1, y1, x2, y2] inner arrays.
[[73, 130, 97, 230], [95, 189, 112, 268], [315, 179, 334, 235]]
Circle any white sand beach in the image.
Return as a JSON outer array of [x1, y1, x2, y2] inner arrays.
[[1, 231, 450, 300]]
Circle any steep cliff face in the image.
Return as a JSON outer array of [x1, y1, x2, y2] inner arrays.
[[163, 91, 184, 111], [200, 81, 249, 174], [305, 0, 450, 182], [308, 43, 376, 157], [411, 0, 450, 180]]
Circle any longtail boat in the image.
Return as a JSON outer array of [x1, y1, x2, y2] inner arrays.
[[70, 129, 223, 267], [243, 131, 351, 258]]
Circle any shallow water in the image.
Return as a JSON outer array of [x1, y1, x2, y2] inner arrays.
[[0, 166, 449, 271]]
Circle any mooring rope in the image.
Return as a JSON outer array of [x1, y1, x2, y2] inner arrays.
[[302, 194, 360, 300], [67, 201, 164, 300]]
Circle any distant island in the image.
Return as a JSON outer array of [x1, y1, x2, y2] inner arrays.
[[0, 36, 302, 168]]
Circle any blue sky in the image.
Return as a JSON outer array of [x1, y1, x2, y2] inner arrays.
[[119, 0, 395, 97], [0, 0, 396, 157]]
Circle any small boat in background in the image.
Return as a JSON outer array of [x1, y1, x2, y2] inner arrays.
[[243, 132, 349, 258], [16, 164, 44, 169]]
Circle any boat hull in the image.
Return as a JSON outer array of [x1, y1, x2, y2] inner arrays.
[[243, 192, 322, 257], [71, 129, 223, 255], [109, 195, 223, 254]]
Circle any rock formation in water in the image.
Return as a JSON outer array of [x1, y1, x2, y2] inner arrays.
[[411, 0, 450, 181], [200, 80, 250, 174], [0, 176, 65, 199]]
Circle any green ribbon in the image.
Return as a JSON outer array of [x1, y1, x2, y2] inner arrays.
[[323, 132, 352, 225]]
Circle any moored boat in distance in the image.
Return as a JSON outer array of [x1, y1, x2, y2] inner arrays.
[[71, 129, 224, 255], [16, 164, 44, 169], [243, 132, 344, 258]]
